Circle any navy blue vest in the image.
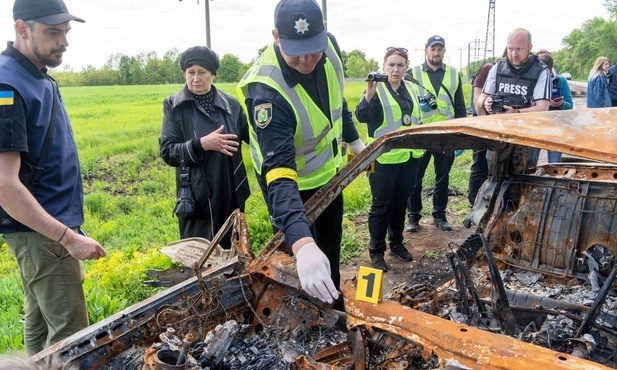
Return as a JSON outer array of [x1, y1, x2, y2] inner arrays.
[[0, 54, 84, 232]]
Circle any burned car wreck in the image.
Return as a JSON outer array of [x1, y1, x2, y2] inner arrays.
[[33, 108, 617, 369]]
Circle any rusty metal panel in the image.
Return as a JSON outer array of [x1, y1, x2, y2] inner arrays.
[[249, 109, 617, 264], [342, 281, 612, 370], [485, 173, 617, 277], [389, 108, 617, 164]]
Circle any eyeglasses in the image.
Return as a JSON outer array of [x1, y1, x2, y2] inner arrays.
[[387, 47, 408, 54]]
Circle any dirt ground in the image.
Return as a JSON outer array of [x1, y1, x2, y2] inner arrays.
[[343, 86, 585, 295], [340, 199, 475, 295]]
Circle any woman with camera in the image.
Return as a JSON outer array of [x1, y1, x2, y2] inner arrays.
[[159, 46, 250, 249], [354, 47, 423, 272]]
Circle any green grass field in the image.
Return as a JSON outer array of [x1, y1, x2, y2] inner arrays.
[[0, 81, 472, 353]]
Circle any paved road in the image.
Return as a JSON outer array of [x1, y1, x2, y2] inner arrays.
[[536, 80, 587, 164], [567, 80, 587, 109]]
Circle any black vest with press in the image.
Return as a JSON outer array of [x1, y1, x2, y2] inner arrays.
[[494, 54, 546, 108]]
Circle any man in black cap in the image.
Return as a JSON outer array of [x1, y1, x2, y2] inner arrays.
[[159, 45, 250, 247], [405, 35, 467, 233], [0, 0, 106, 355], [237, 0, 365, 306]]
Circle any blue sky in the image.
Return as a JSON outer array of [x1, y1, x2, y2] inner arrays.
[[0, 0, 609, 71]]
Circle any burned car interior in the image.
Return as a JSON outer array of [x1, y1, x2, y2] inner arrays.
[[33, 108, 617, 369]]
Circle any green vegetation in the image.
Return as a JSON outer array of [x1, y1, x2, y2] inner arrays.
[[53, 47, 380, 87], [0, 81, 473, 353]]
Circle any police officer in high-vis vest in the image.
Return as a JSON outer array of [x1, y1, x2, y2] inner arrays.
[[405, 35, 467, 234], [237, 0, 365, 305], [476, 28, 551, 167], [355, 46, 423, 272]]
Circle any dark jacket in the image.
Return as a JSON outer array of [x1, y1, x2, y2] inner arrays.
[[159, 84, 250, 221]]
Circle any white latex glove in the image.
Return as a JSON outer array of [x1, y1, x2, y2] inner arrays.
[[295, 242, 339, 304], [348, 139, 366, 155]]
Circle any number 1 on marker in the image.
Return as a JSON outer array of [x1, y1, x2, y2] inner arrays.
[[355, 266, 383, 304]]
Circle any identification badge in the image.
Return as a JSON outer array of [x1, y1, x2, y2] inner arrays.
[[254, 103, 272, 129]]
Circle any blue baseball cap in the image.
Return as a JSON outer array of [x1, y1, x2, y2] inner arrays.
[[274, 0, 327, 57], [425, 35, 445, 48]]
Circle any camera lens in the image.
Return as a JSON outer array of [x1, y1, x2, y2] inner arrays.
[[366, 73, 388, 82], [491, 100, 503, 112]]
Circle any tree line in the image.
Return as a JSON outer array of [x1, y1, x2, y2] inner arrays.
[[53, 3, 617, 87], [53, 46, 379, 87]]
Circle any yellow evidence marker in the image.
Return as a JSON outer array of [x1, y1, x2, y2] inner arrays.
[[355, 266, 383, 304]]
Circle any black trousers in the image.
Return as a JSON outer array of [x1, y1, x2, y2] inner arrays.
[[407, 150, 454, 221], [468, 149, 488, 206], [368, 157, 419, 254], [300, 188, 344, 288]]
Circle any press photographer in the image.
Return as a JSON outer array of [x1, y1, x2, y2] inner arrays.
[[475, 28, 551, 166]]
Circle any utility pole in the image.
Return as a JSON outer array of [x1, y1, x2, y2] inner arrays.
[[467, 37, 483, 83], [321, 0, 327, 21], [484, 0, 496, 61], [205, 0, 211, 48], [180, 0, 213, 48]]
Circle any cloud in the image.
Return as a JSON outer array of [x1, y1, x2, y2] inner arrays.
[[0, 0, 608, 71]]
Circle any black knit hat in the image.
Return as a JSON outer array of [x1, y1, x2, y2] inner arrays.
[[180, 46, 219, 75]]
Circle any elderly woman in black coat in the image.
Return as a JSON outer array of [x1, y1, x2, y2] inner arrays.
[[159, 46, 250, 248]]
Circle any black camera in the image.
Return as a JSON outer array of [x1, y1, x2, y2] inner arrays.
[[419, 92, 437, 110], [490, 94, 507, 113], [366, 73, 388, 82], [490, 93, 520, 113]]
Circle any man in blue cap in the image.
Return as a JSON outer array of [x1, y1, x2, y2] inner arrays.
[[237, 0, 365, 306], [405, 35, 467, 233], [0, 0, 106, 354]]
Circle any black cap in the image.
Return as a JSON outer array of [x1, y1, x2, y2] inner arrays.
[[180, 46, 219, 75], [13, 0, 85, 24], [274, 0, 327, 57], [425, 35, 445, 48]]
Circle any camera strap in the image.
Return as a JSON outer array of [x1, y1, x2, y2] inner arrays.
[[439, 82, 455, 106], [179, 149, 190, 188], [403, 73, 432, 93], [405, 71, 455, 107]]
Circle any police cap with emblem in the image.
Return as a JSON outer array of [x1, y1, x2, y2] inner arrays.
[[274, 0, 327, 57]]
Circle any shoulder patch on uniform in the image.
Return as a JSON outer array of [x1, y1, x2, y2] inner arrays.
[[0, 91, 14, 106], [254, 103, 272, 129]]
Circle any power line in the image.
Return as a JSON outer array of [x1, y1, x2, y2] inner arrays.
[[484, 0, 495, 61]]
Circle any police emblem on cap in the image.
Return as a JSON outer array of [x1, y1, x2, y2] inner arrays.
[[255, 103, 272, 128], [294, 18, 309, 34]]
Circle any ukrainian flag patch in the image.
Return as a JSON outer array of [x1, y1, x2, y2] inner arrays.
[[0, 91, 14, 106]]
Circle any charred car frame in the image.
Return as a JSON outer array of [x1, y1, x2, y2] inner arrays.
[[33, 108, 617, 369]]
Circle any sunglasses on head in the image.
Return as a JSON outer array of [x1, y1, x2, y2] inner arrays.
[[387, 47, 408, 54]]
